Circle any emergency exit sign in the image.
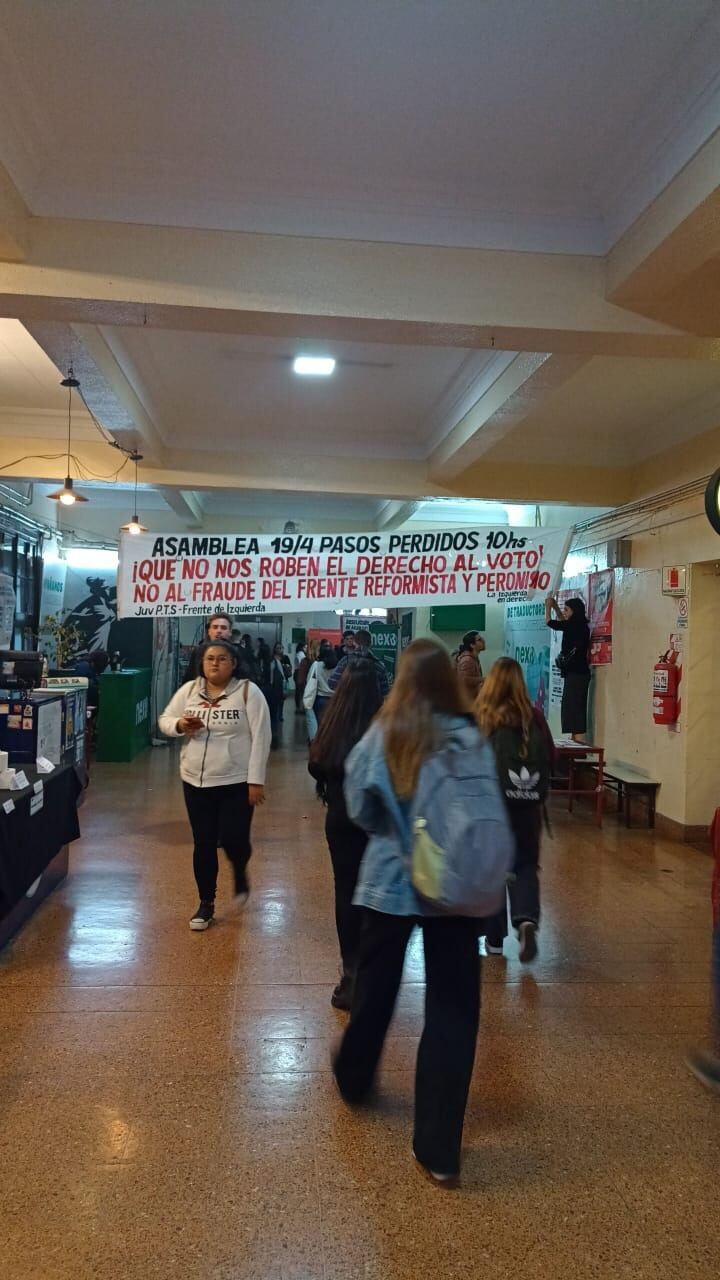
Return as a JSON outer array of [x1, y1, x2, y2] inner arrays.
[[662, 566, 686, 595]]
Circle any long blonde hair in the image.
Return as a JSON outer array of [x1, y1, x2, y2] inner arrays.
[[307, 638, 321, 662], [475, 658, 533, 756], [380, 639, 469, 798]]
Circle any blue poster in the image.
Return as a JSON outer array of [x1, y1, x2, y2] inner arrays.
[[504, 601, 550, 715]]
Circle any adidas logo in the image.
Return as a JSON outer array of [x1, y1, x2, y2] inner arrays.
[[508, 767, 540, 790], [506, 766, 541, 801]]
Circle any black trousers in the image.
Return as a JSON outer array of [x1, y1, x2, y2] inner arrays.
[[334, 909, 481, 1176], [325, 811, 368, 977], [484, 805, 541, 944], [182, 781, 254, 902]]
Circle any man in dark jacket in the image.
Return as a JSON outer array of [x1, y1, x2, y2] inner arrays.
[[182, 613, 249, 684], [327, 628, 389, 698]]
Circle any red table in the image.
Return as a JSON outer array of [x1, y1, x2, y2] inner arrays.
[[551, 742, 605, 827]]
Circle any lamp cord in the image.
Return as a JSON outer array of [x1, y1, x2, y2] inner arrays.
[[66, 378, 72, 476]]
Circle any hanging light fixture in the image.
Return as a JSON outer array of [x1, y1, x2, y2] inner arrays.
[[48, 372, 88, 505], [120, 452, 147, 535]]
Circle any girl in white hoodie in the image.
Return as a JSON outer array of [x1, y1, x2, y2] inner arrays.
[[160, 640, 272, 930]]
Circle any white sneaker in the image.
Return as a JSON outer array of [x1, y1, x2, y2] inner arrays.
[[484, 941, 503, 955], [189, 901, 214, 931], [412, 1150, 459, 1188], [231, 891, 249, 910]]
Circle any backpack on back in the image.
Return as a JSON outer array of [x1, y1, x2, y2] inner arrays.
[[491, 719, 550, 806], [408, 732, 514, 916]]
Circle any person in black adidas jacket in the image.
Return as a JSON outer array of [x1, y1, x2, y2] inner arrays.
[[475, 658, 553, 963], [160, 639, 271, 931]]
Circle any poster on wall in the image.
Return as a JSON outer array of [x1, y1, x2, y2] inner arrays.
[[39, 558, 67, 628], [117, 526, 571, 619], [62, 566, 153, 668], [504, 601, 550, 714], [0, 573, 15, 648], [400, 611, 413, 653], [63, 569, 117, 656], [588, 569, 614, 665]]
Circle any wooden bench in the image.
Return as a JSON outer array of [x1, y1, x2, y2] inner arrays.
[[601, 763, 660, 829]]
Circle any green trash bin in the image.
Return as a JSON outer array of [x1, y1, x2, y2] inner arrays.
[[96, 668, 152, 762]]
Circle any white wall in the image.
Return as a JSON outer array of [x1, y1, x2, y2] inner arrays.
[[563, 504, 720, 828], [413, 603, 505, 672]]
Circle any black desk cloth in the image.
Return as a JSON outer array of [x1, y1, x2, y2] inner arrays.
[[0, 764, 81, 914]]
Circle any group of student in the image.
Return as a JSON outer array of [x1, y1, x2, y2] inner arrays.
[[159, 604, 720, 1179], [160, 610, 561, 1183]]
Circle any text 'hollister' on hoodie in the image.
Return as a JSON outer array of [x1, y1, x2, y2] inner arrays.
[[159, 677, 272, 788]]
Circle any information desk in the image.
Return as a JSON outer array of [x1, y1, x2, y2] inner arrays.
[[0, 763, 82, 949], [551, 742, 605, 827], [96, 667, 151, 762]]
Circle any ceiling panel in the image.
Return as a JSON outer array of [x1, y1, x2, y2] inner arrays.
[[0, 319, 96, 439], [0, 1, 713, 251], [104, 329, 472, 457]]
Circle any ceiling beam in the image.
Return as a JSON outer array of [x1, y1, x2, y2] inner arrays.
[[21, 320, 166, 466], [0, 163, 29, 262], [0, 217, 716, 358], [607, 130, 720, 317], [429, 353, 589, 482], [160, 488, 204, 528], [375, 500, 421, 531], [0, 431, 633, 507]]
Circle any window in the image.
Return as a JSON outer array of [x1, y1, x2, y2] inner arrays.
[[0, 528, 42, 649]]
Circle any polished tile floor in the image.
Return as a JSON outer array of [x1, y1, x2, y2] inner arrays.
[[1, 716, 718, 1279]]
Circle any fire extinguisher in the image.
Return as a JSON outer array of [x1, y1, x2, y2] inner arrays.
[[653, 649, 680, 725]]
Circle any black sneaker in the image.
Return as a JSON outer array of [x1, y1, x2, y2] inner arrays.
[[518, 920, 538, 963], [686, 1049, 720, 1092], [189, 901, 214, 931], [331, 973, 355, 1012]]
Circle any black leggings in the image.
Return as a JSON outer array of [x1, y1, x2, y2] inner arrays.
[[182, 781, 254, 902], [484, 805, 541, 944], [334, 910, 481, 1176], [325, 811, 368, 978]]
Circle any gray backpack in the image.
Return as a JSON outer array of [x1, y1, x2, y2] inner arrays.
[[408, 731, 514, 916]]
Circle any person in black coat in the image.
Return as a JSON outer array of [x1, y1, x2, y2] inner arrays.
[[545, 595, 591, 741], [308, 659, 383, 1010], [267, 641, 287, 748]]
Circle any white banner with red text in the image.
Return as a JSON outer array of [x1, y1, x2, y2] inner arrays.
[[117, 526, 570, 619]]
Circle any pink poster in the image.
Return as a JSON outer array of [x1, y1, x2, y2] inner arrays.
[[588, 569, 614, 665]]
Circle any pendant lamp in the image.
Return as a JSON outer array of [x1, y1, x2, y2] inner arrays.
[[48, 373, 88, 505], [120, 452, 147, 535]]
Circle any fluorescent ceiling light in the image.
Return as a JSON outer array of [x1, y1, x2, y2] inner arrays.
[[293, 355, 336, 377]]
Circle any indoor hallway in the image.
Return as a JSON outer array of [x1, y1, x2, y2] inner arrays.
[[1, 723, 719, 1280]]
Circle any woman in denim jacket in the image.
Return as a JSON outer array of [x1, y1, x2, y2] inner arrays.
[[333, 638, 503, 1186]]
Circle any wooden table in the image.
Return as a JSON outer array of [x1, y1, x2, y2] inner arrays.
[[551, 742, 605, 827]]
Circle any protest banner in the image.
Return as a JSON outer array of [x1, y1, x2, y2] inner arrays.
[[117, 525, 570, 620]]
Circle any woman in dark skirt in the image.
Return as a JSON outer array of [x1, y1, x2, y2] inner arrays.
[[545, 595, 591, 741]]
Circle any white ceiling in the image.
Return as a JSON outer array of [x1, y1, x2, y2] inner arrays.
[[0, 0, 716, 253], [101, 328, 478, 457], [0, 318, 96, 438]]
